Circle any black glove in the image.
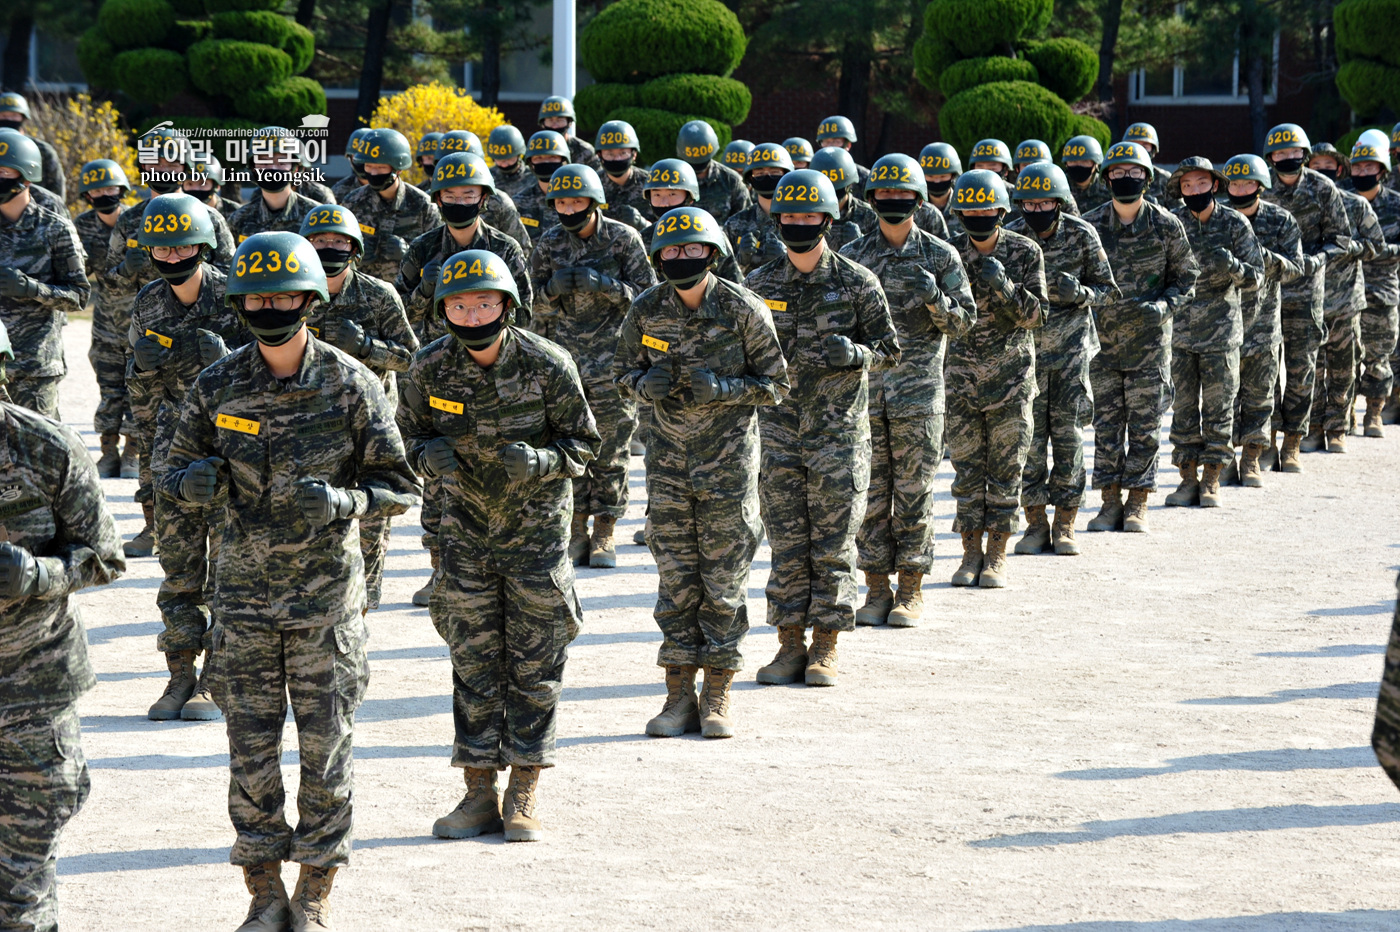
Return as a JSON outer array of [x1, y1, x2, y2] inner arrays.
[[180, 456, 225, 504], [546, 267, 575, 298], [637, 365, 673, 401], [0, 268, 39, 299], [417, 259, 443, 298], [823, 333, 866, 369], [979, 256, 1015, 303], [573, 267, 615, 293], [1210, 246, 1243, 279], [760, 236, 786, 262], [1055, 271, 1085, 306], [294, 476, 359, 526], [119, 246, 150, 278], [913, 271, 944, 310], [380, 234, 408, 263], [196, 329, 230, 368], [0, 542, 49, 600], [736, 234, 758, 269], [323, 318, 369, 357], [501, 441, 558, 481], [134, 335, 172, 371], [421, 436, 462, 477], [691, 368, 740, 404]]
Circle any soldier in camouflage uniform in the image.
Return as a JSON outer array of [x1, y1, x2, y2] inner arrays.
[[726, 139, 757, 173], [436, 130, 534, 252], [415, 132, 442, 189], [300, 203, 419, 613], [128, 194, 250, 723], [538, 95, 602, 170], [1163, 157, 1264, 509], [647, 159, 743, 284], [1121, 122, 1177, 208], [1005, 163, 1116, 557], [968, 139, 1014, 183], [917, 142, 959, 238], [331, 128, 372, 204], [1062, 135, 1112, 215], [724, 142, 793, 277], [814, 115, 871, 197], [1222, 154, 1306, 488], [342, 128, 442, 282], [401, 250, 595, 842], [597, 120, 651, 216], [677, 120, 750, 224], [0, 338, 124, 932], [160, 231, 418, 931], [744, 170, 900, 687], [1373, 573, 1400, 795], [227, 130, 325, 243], [0, 132, 90, 420], [781, 137, 810, 169], [1008, 140, 1082, 222], [183, 152, 239, 220], [0, 93, 64, 200], [1346, 136, 1400, 438], [615, 208, 788, 738], [1083, 142, 1199, 534], [488, 125, 536, 207], [514, 131, 570, 239], [810, 146, 878, 251], [529, 164, 657, 568], [842, 154, 975, 626], [1260, 124, 1355, 471]]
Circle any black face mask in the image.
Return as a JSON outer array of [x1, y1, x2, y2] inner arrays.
[[531, 160, 562, 180], [1109, 175, 1148, 202], [1227, 191, 1260, 210], [1272, 157, 1304, 176], [1023, 206, 1059, 234], [751, 174, 781, 197], [927, 178, 954, 197], [88, 193, 122, 213], [0, 118, 22, 133], [315, 246, 355, 276], [153, 252, 203, 286], [872, 196, 918, 224], [1182, 190, 1216, 213], [659, 255, 711, 289], [366, 171, 396, 191], [960, 214, 1001, 241], [556, 205, 595, 233], [1353, 172, 1383, 192], [242, 302, 310, 347], [256, 170, 291, 192], [183, 187, 214, 203], [351, 161, 369, 180], [601, 155, 633, 177], [147, 179, 181, 195], [447, 315, 506, 351], [1310, 166, 1338, 182], [1065, 164, 1095, 185], [778, 218, 830, 253], [0, 176, 25, 203], [440, 201, 482, 228]]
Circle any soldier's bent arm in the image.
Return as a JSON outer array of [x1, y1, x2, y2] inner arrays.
[[930, 249, 977, 340], [208, 210, 236, 273], [1079, 227, 1120, 307], [528, 243, 559, 320], [394, 238, 427, 302], [544, 354, 602, 477], [613, 309, 649, 398], [733, 295, 790, 406], [362, 286, 420, 373], [1267, 213, 1306, 286], [395, 376, 440, 473], [1159, 213, 1201, 311], [347, 375, 421, 517], [34, 422, 126, 597], [35, 223, 91, 312], [1231, 219, 1267, 297], [853, 271, 902, 371], [1318, 184, 1354, 254], [613, 230, 660, 304]]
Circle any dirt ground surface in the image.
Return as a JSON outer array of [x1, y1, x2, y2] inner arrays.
[[39, 319, 1400, 931]]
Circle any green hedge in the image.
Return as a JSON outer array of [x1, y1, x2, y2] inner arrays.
[[1337, 123, 1391, 154], [938, 56, 1038, 98], [187, 39, 293, 97], [211, 11, 314, 72], [1336, 58, 1400, 116], [1060, 113, 1112, 152], [928, 0, 1053, 58], [606, 106, 730, 167], [637, 73, 751, 125], [115, 48, 188, 105], [1023, 37, 1098, 102], [165, 19, 213, 50], [579, 0, 747, 83], [236, 76, 326, 125], [203, 0, 286, 13], [77, 28, 119, 88], [1336, 0, 1400, 69], [574, 83, 641, 132], [912, 31, 961, 96], [939, 80, 1075, 157], [98, 0, 176, 47]]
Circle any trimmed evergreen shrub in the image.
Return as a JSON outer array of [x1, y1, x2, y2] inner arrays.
[[187, 39, 294, 98], [938, 56, 1038, 99], [637, 73, 751, 125], [939, 80, 1075, 158], [114, 48, 188, 105], [1023, 37, 1098, 103], [98, 0, 176, 48], [607, 106, 731, 166], [579, 0, 747, 83]]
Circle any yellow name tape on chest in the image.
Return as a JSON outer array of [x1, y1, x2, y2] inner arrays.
[[429, 395, 465, 414], [216, 413, 261, 435], [145, 329, 173, 348], [641, 334, 669, 352], [359, 223, 376, 236], [520, 217, 539, 228], [765, 299, 788, 311]]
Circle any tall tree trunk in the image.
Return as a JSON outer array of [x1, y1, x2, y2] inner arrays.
[[357, 0, 395, 122], [295, 0, 317, 77], [1097, 0, 1123, 133], [1309, 0, 1344, 142], [3, 12, 35, 92], [837, 45, 872, 164], [1241, 5, 1268, 155], [479, 10, 501, 106]]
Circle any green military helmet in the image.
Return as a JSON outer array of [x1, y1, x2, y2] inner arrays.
[[353, 127, 413, 169], [865, 153, 927, 201], [815, 115, 857, 145], [439, 130, 484, 158], [140, 123, 188, 153], [1263, 123, 1311, 157], [345, 127, 371, 159], [436, 248, 521, 314], [527, 130, 570, 162], [79, 159, 131, 194], [771, 169, 842, 219], [0, 92, 30, 119], [186, 152, 223, 186], [1012, 162, 1072, 206], [1101, 140, 1153, 173], [745, 142, 795, 180], [1307, 141, 1348, 177], [546, 163, 606, 205], [676, 120, 719, 166], [418, 132, 444, 161], [1122, 122, 1160, 153], [648, 206, 731, 259], [722, 139, 754, 171], [1014, 139, 1052, 167], [432, 152, 497, 195], [643, 159, 700, 200], [783, 137, 814, 163], [950, 169, 1010, 213], [488, 124, 527, 161], [299, 202, 365, 254], [538, 96, 575, 125], [227, 231, 329, 304], [1359, 128, 1391, 156], [595, 120, 640, 152], [253, 125, 301, 162], [1221, 154, 1273, 190], [137, 193, 217, 248], [969, 138, 1013, 172], [1060, 135, 1104, 165], [809, 145, 859, 192], [919, 142, 962, 177], [1352, 136, 1393, 175], [1167, 155, 1227, 199]]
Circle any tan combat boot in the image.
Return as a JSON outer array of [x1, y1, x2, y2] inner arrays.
[[236, 861, 289, 932], [886, 571, 924, 627], [1365, 397, 1386, 438], [1199, 463, 1223, 508], [645, 665, 700, 737], [1086, 484, 1122, 532], [952, 529, 984, 586], [1239, 442, 1266, 488], [805, 628, 839, 686], [1165, 461, 1199, 506], [1014, 504, 1050, 554], [123, 502, 157, 558], [756, 625, 807, 685], [1051, 506, 1079, 555], [1386, 386, 1400, 424], [568, 513, 590, 566], [854, 572, 894, 626], [979, 529, 1009, 588], [148, 650, 197, 720], [96, 431, 121, 478], [1326, 429, 1347, 453], [1262, 430, 1280, 471], [181, 651, 221, 721], [411, 549, 439, 607], [1279, 432, 1304, 472], [503, 766, 543, 842], [589, 514, 618, 568], [290, 864, 337, 931], [1300, 425, 1324, 452], [120, 434, 140, 479], [699, 667, 736, 738], [432, 767, 503, 838], [1123, 489, 1151, 533]]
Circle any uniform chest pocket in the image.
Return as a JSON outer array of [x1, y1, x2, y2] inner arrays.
[[497, 379, 548, 443], [815, 301, 856, 335], [701, 329, 745, 374], [0, 484, 55, 553], [214, 410, 270, 496]]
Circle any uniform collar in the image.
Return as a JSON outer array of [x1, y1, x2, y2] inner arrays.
[[778, 243, 838, 281], [455, 326, 519, 381], [248, 330, 323, 393]]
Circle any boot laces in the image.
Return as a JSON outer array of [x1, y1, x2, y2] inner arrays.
[[508, 776, 537, 817], [702, 675, 730, 716], [298, 868, 333, 922], [244, 864, 280, 914]]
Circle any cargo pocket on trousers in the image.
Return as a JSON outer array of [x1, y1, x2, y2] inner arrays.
[[550, 563, 583, 655], [333, 618, 371, 717]]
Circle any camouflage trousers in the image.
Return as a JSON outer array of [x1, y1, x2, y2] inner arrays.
[[1358, 301, 1398, 400], [758, 425, 869, 633], [1089, 362, 1170, 492], [218, 618, 369, 868], [857, 410, 943, 574], [87, 294, 134, 435], [419, 475, 442, 553], [1309, 314, 1361, 433], [947, 392, 1032, 534], [574, 376, 636, 519], [359, 515, 391, 608], [1021, 363, 1092, 510], [429, 551, 580, 769], [1170, 348, 1240, 466], [6, 377, 61, 421], [0, 705, 88, 932], [1233, 347, 1281, 447], [153, 491, 222, 654], [647, 467, 759, 671], [1372, 572, 1400, 791], [1277, 306, 1326, 435]]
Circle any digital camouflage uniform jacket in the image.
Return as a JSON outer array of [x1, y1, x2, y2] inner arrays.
[[1261, 168, 1352, 325], [397, 222, 532, 341], [1004, 213, 1118, 370], [1359, 185, 1400, 310], [1241, 200, 1305, 355], [1169, 202, 1264, 353], [341, 180, 442, 282], [0, 200, 90, 379], [696, 160, 751, 224], [306, 269, 419, 385], [603, 166, 652, 218]]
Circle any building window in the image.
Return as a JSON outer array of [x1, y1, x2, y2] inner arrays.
[[1130, 30, 1279, 105]]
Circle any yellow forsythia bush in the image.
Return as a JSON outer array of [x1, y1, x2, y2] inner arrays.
[[369, 82, 509, 183], [25, 93, 141, 215]]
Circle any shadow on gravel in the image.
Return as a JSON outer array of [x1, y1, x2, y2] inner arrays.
[[1307, 601, 1394, 617], [1256, 644, 1384, 658], [368, 646, 448, 661], [973, 911, 1400, 930], [58, 846, 229, 874], [89, 744, 455, 770], [1181, 682, 1375, 704], [968, 803, 1400, 848], [86, 620, 161, 644], [1055, 746, 1374, 779]]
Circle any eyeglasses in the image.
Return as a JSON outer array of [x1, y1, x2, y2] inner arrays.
[[1020, 201, 1059, 212], [1106, 168, 1147, 180], [151, 244, 200, 261], [243, 293, 304, 311], [439, 190, 484, 205], [659, 244, 711, 260], [443, 299, 505, 322]]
